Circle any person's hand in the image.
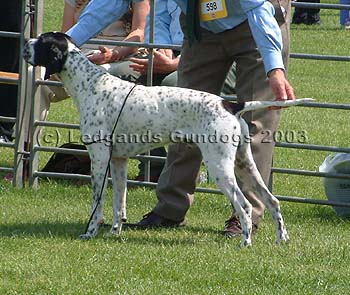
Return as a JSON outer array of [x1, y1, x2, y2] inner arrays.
[[268, 68, 296, 109], [87, 46, 119, 65], [129, 49, 178, 75]]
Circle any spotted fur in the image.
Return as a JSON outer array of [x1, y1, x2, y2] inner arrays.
[[23, 32, 311, 246]]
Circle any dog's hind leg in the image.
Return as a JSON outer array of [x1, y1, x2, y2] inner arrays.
[[109, 157, 128, 236], [235, 120, 289, 244], [201, 148, 253, 247]]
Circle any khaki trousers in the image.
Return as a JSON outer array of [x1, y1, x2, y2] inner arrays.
[[154, 1, 291, 224]]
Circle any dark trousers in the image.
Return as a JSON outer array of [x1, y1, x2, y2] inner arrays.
[[292, 0, 321, 25], [0, 1, 22, 139], [154, 0, 291, 223]]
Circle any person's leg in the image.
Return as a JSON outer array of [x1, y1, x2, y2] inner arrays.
[[153, 27, 235, 221], [136, 147, 167, 182], [305, 0, 321, 25], [221, 63, 236, 96], [138, 4, 290, 225], [340, 0, 350, 26], [161, 71, 178, 87], [292, 1, 308, 24], [225, 0, 291, 228], [136, 73, 169, 86], [103, 57, 170, 86], [100, 60, 141, 83], [340, 0, 347, 26]]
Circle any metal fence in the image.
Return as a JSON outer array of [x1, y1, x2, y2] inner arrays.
[[0, 0, 43, 187], [1, 1, 350, 210]]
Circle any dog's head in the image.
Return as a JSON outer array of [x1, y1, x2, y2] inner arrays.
[[23, 32, 74, 79]]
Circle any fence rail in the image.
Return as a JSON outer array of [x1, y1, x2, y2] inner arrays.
[[1, 1, 350, 209]]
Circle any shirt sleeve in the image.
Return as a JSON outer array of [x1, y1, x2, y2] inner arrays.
[[145, 0, 172, 44], [241, 0, 285, 74], [144, 0, 183, 45], [168, 0, 183, 45], [66, 0, 134, 47]]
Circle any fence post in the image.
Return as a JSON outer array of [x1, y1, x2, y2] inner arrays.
[[13, 0, 32, 187], [13, 0, 43, 188], [28, 0, 44, 188]]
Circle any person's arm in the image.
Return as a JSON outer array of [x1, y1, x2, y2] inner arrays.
[[267, 68, 294, 103], [241, 0, 295, 100], [89, 0, 150, 65], [242, 0, 284, 74], [66, 0, 133, 47]]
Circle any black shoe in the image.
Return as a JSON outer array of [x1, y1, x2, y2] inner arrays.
[[124, 211, 185, 229], [307, 18, 321, 25], [134, 175, 160, 183], [292, 17, 308, 25], [292, 11, 308, 25]]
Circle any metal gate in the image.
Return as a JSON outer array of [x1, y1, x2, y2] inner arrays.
[[1, 0, 350, 211]]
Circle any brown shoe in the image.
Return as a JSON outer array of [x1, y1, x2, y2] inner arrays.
[[223, 215, 258, 238]]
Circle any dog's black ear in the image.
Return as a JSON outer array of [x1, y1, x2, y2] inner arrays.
[[44, 61, 62, 80], [34, 32, 70, 79]]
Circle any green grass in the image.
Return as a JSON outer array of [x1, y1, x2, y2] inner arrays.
[[1, 1, 350, 294], [1, 181, 350, 295]]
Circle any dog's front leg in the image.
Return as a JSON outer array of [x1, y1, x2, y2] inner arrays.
[[110, 157, 128, 236], [80, 146, 110, 239]]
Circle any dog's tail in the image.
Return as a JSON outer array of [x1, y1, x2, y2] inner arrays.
[[222, 98, 314, 117]]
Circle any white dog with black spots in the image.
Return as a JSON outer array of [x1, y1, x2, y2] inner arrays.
[[23, 32, 312, 247]]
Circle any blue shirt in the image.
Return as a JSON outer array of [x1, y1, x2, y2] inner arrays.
[[67, 0, 137, 46], [177, 0, 284, 73], [144, 0, 183, 45], [67, 0, 285, 73]]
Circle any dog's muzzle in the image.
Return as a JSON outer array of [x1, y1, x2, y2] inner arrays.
[[22, 39, 36, 65], [22, 44, 31, 61]]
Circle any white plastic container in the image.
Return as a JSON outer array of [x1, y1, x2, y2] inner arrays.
[[319, 153, 350, 217]]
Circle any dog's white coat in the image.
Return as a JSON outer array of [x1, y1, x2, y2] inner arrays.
[[24, 32, 312, 246]]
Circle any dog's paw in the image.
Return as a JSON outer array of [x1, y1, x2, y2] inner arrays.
[[276, 230, 290, 245], [79, 233, 93, 240], [240, 238, 252, 248], [110, 224, 122, 236]]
